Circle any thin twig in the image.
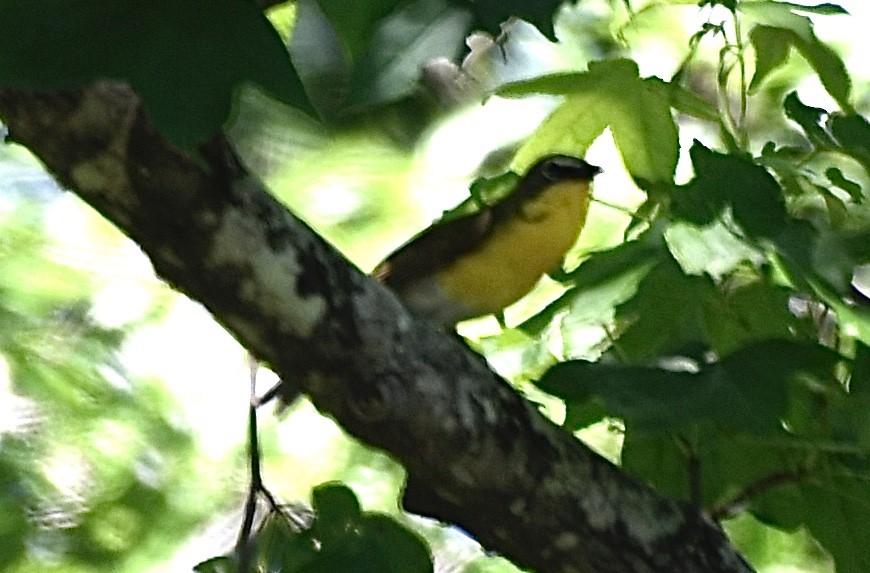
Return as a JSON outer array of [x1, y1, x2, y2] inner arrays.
[[709, 466, 808, 522], [236, 358, 263, 572], [731, 10, 749, 149], [688, 448, 703, 508], [675, 435, 703, 507], [253, 379, 283, 408]]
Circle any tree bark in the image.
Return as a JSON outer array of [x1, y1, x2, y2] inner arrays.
[[0, 83, 754, 573]]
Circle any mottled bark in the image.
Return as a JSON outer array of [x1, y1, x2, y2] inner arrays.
[[0, 83, 753, 573]]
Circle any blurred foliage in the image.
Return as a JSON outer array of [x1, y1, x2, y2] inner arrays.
[[0, 150, 216, 571], [2, 0, 870, 573]]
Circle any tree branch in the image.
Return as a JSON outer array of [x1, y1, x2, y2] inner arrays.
[[0, 83, 754, 573]]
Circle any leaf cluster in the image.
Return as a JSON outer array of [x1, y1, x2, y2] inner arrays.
[[480, 3, 870, 570], [194, 483, 432, 573], [0, 190, 205, 572]]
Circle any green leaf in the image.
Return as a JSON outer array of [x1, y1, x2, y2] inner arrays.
[[358, 514, 433, 573], [712, 273, 815, 354], [818, 287, 870, 346], [672, 142, 787, 240], [539, 361, 712, 432], [665, 220, 763, 280], [801, 476, 870, 573], [502, 59, 679, 184], [772, 219, 866, 295], [783, 91, 835, 148], [749, 26, 792, 92], [752, 472, 870, 573], [739, 2, 852, 110], [830, 113, 870, 176], [346, 0, 471, 110], [312, 482, 362, 526], [620, 434, 693, 500], [509, 89, 611, 170], [622, 431, 802, 509], [817, 184, 849, 225], [609, 255, 716, 362], [0, 458, 28, 567], [288, 0, 354, 118], [645, 78, 719, 122], [698, 0, 738, 9], [316, 0, 405, 62], [825, 167, 862, 202], [788, 2, 849, 16], [255, 514, 318, 573], [310, 539, 368, 573], [524, 258, 657, 337], [830, 113, 870, 153], [0, 0, 312, 147], [536, 339, 843, 434], [193, 556, 237, 573], [290, 487, 431, 573], [622, 430, 806, 512], [840, 343, 870, 448], [568, 223, 668, 289], [793, 36, 852, 112], [757, 142, 810, 199], [611, 243, 800, 362]]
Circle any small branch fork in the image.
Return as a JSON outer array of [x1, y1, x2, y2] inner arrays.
[[678, 435, 811, 523], [236, 357, 284, 572]]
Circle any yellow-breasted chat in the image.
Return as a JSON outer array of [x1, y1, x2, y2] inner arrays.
[[373, 155, 601, 326]]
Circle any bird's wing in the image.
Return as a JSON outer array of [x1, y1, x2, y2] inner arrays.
[[372, 208, 494, 289]]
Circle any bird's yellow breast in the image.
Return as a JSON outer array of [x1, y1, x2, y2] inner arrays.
[[435, 179, 591, 318]]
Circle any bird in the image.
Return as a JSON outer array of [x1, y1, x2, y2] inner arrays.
[[372, 154, 601, 327]]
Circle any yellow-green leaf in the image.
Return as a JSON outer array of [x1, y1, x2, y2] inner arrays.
[[501, 59, 679, 184]]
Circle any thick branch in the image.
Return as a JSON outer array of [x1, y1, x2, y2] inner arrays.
[[0, 84, 753, 573]]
